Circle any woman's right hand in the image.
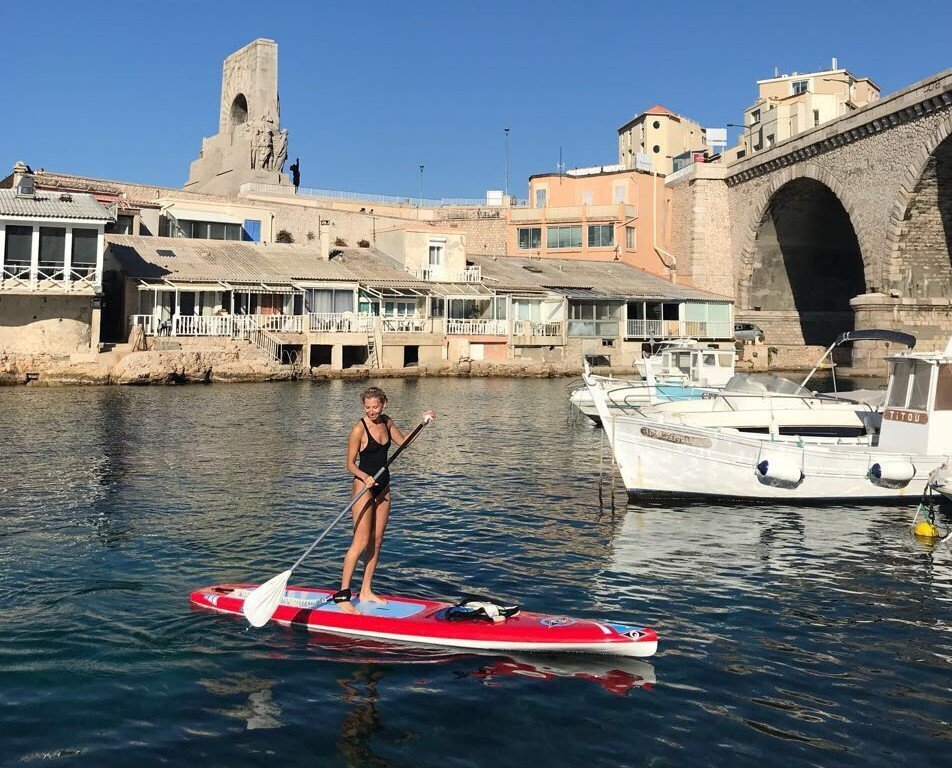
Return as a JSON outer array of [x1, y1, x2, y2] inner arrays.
[[362, 475, 376, 489]]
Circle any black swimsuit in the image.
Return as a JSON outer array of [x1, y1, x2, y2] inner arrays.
[[356, 416, 391, 498]]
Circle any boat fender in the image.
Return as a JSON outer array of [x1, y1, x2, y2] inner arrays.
[[444, 597, 521, 623], [755, 457, 803, 485], [869, 460, 916, 484]]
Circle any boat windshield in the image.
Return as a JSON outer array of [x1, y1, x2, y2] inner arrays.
[[887, 360, 932, 410]]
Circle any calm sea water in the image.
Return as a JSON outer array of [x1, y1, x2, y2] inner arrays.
[[1, 379, 949, 767]]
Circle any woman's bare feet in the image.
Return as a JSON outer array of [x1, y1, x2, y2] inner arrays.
[[337, 601, 361, 615], [359, 590, 387, 604]]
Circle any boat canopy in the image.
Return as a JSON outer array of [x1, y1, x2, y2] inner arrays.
[[833, 329, 916, 348]]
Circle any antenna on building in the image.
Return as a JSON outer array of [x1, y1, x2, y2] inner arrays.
[[557, 147, 565, 180]]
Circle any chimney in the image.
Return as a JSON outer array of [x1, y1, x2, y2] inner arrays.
[[832, 56, 838, 70], [320, 229, 330, 261], [12, 161, 35, 197]]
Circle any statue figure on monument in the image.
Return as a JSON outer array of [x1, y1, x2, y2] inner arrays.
[[273, 129, 288, 172], [289, 158, 301, 190]]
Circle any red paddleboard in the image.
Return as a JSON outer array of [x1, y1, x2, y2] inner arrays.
[[190, 584, 658, 658]]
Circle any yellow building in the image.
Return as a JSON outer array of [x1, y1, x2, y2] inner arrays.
[[617, 105, 709, 175], [738, 60, 879, 156]]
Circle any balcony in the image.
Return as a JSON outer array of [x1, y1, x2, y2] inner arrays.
[[1, 263, 101, 294], [511, 204, 636, 223], [445, 318, 509, 336], [625, 319, 733, 340]]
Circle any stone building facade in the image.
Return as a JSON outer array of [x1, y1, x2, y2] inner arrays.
[[666, 67, 952, 368]]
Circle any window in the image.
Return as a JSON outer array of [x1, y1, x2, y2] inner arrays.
[[792, 79, 808, 95], [652, 120, 660, 129], [652, 145, 661, 154], [71, 229, 98, 276], [114, 215, 134, 235], [626, 226, 636, 249], [172, 219, 242, 241], [428, 242, 444, 267], [534, 188, 547, 208], [517, 227, 541, 249], [38, 227, 66, 271], [587, 224, 614, 247], [305, 289, 354, 313], [613, 185, 626, 204], [887, 361, 912, 407], [751, 109, 761, 123], [568, 301, 620, 337], [384, 300, 416, 317], [908, 364, 932, 410], [936, 365, 952, 410], [813, 109, 821, 127], [4, 224, 32, 268], [546, 225, 582, 249], [766, 134, 775, 147]]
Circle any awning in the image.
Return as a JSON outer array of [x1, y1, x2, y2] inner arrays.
[[162, 206, 245, 225], [426, 282, 493, 297]]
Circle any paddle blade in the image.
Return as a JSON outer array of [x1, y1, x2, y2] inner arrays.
[[242, 569, 293, 627]]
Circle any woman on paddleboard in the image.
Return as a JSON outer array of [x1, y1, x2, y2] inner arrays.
[[334, 386, 435, 614]]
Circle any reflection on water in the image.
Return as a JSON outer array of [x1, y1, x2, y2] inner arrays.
[[0, 380, 949, 767]]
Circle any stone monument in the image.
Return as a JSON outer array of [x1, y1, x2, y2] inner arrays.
[[184, 38, 291, 196]]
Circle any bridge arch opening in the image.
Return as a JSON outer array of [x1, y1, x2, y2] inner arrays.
[[893, 133, 952, 298], [747, 178, 865, 345]]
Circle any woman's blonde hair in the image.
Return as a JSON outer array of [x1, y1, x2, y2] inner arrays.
[[361, 386, 388, 404]]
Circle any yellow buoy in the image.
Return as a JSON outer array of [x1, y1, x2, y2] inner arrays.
[[914, 520, 940, 539]]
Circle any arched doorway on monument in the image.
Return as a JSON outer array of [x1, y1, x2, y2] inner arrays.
[[230, 94, 249, 128], [746, 178, 865, 347]]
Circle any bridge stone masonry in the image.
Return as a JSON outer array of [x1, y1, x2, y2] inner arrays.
[[668, 68, 952, 372]]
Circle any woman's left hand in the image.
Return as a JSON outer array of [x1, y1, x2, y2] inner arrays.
[[422, 410, 437, 423]]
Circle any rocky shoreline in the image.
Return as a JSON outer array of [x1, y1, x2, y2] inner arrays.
[[0, 348, 597, 386]]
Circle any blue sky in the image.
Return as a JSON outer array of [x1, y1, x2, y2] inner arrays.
[[3, 1, 949, 199]]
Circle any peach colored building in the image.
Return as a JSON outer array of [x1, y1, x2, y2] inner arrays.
[[509, 165, 673, 279]]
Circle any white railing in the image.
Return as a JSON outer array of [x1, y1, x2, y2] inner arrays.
[[381, 317, 429, 333], [626, 319, 665, 338], [130, 313, 307, 338], [410, 265, 483, 283], [457, 266, 481, 283], [309, 312, 354, 332], [513, 320, 562, 338], [446, 319, 509, 335], [254, 314, 304, 333], [3, 264, 99, 292], [174, 315, 235, 336], [624, 318, 733, 340]]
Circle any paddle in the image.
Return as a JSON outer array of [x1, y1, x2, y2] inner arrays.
[[242, 413, 434, 628]]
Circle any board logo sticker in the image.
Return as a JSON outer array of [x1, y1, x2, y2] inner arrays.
[[205, 593, 220, 606], [541, 616, 576, 627]]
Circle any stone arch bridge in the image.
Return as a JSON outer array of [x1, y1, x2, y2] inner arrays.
[[670, 68, 952, 370]]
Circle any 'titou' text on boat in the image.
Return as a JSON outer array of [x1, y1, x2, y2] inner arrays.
[[585, 329, 952, 501]]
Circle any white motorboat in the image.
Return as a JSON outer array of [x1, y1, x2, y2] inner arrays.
[[587, 329, 951, 501], [570, 343, 735, 424]]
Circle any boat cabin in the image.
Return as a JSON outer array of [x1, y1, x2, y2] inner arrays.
[[642, 344, 735, 388], [878, 339, 952, 455]]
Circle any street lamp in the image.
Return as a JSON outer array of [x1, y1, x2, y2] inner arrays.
[[726, 122, 753, 156], [504, 126, 510, 197]]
